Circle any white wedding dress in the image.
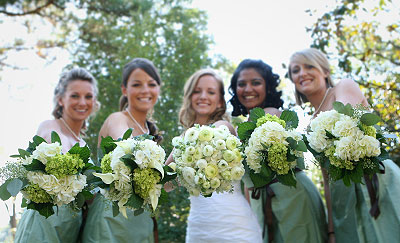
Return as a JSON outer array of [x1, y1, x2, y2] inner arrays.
[[186, 181, 262, 243]]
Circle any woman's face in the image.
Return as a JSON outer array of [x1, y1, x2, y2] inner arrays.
[[191, 75, 222, 121], [59, 80, 95, 122], [236, 68, 266, 111], [289, 61, 328, 96], [122, 68, 160, 114]]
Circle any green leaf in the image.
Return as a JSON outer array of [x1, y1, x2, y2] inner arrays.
[[325, 130, 336, 139], [0, 180, 12, 201], [76, 192, 86, 208], [344, 103, 354, 116], [280, 110, 299, 128], [120, 154, 138, 171], [32, 135, 46, 146], [126, 193, 144, 209], [249, 107, 265, 123], [23, 159, 46, 172], [249, 163, 274, 188], [7, 179, 23, 196], [21, 198, 28, 207], [276, 173, 297, 187], [158, 188, 169, 205], [343, 174, 351, 186], [29, 202, 55, 218], [286, 137, 297, 150], [360, 113, 381, 126], [68, 144, 90, 163], [134, 208, 144, 216], [296, 140, 307, 152], [296, 157, 305, 170], [333, 101, 353, 116], [237, 122, 256, 141], [286, 148, 296, 162], [18, 149, 31, 159], [112, 202, 119, 217], [51, 131, 62, 144], [160, 166, 177, 184], [100, 136, 117, 155], [122, 128, 133, 140]]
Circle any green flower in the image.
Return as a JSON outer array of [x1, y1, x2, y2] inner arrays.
[[45, 153, 84, 178], [360, 124, 376, 138], [205, 164, 219, 179], [267, 143, 289, 175], [133, 168, 161, 200], [324, 146, 354, 170], [257, 114, 286, 128], [101, 153, 113, 173], [23, 184, 52, 204]]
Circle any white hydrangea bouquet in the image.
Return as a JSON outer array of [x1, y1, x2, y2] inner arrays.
[[171, 124, 245, 197], [0, 132, 94, 218], [93, 129, 176, 218], [237, 108, 306, 187], [305, 101, 390, 186]]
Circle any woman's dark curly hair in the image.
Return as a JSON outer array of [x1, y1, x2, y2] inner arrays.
[[228, 59, 283, 116]]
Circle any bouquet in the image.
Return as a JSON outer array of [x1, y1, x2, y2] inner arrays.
[[0, 132, 93, 218], [93, 129, 176, 217], [238, 108, 306, 187], [305, 101, 389, 186], [171, 124, 245, 197]]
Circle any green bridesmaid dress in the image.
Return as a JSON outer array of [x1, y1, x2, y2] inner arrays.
[[331, 159, 400, 243], [81, 194, 154, 243], [14, 206, 82, 243], [244, 171, 327, 243]]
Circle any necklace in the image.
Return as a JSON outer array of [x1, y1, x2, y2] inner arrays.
[[126, 109, 149, 134], [60, 117, 82, 142], [312, 87, 332, 119]]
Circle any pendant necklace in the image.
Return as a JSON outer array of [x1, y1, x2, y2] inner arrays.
[[60, 117, 82, 142], [126, 108, 149, 134], [312, 87, 332, 119]]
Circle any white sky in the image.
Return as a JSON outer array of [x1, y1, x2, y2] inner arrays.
[[0, 0, 335, 230]]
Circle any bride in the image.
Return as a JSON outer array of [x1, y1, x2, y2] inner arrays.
[[167, 69, 262, 242]]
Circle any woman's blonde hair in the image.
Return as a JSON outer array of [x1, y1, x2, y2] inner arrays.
[[179, 69, 229, 129], [288, 48, 335, 105]]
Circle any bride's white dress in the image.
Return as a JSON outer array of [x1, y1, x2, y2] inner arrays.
[[186, 181, 262, 243]]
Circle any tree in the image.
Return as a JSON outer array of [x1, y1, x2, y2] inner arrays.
[[308, 0, 400, 165]]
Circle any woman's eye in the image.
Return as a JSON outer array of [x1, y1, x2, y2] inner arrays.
[[193, 90, 200, 94], [132, 83, 140, 87], [208, 91, 215, 95], [305, 64, 314, 69], [149, 82, 158, 87], [71, 94, 79, 98], [237, 82, 246, 88], [291, 68, 299, 74], [252, 81, 261, 86], [86, 95, 93, 99]]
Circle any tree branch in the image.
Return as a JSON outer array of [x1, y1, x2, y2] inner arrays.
[[0, 0, 57, 16]]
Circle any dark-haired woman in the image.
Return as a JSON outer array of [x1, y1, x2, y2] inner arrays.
[[229, 59, 327, 243], [82, 58, 162, 243], [15, 68, 99, 243]]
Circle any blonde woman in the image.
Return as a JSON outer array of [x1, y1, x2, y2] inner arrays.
[[289, 48, 400, 243], [15, 68, 99, 243], [167, 69, 262, 242]]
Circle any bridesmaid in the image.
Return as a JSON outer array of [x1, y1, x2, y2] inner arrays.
[[229, 59, 327, 243], [82, 58, 162, 243], [166, 69, 262, 242], [288, 48, 400, 243], [14, 68, 99, 243]]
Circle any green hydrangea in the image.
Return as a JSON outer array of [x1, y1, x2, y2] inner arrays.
[[45, 153, 84, 178], [101, 153, 113, 173], [133, 168, 161, 199], [360, 124, 376, 138], [257, 114, 286, 128], [325, 146, 354, 170], [23, 184, 52, 203], [268, 143, 289, 175]]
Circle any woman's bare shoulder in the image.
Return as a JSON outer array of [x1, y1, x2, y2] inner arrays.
[[263, 107, 281, 116], [37, 120, 61, 142], [334, 78, 368, 106], [213, 120, 236, 135]]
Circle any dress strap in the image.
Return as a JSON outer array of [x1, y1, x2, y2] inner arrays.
[[364, 173, 381, 219]]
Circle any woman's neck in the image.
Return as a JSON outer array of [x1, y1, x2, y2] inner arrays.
[[126, 106, 148, 126], [194, 115, 210, 126], [308, 87, 330, 110], [61, 116, 83, 135]]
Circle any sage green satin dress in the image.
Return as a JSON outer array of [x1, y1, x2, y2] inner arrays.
[[81, 194, 154, 243], [331, 159, 400, 243], [243, 171, 327, 243], [14, 206, 82, 243]]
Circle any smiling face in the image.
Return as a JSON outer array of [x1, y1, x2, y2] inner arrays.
[[289, 61, 328, 97], [59, 80, 95, 122], [191, 74, 223, 123], [236, 68, 267, 111], [122, 68, 160, 114]]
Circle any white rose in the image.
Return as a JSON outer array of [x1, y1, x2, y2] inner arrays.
[[182, 167, 196, 184], [172, 137, 183, 147], [231, 166, 245, 180], [196, 159, 207, 169], [202, 145, 214, 157], [184, 128, 199, 143]]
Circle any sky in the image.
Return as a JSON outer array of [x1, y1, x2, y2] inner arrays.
[[0, 0, 335, 232]]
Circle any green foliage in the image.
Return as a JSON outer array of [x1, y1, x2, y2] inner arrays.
[[249, 107, 265, 122], [360, 113, 381, 126], [280, 110, 299, 128], [308, 0, 400, 165]]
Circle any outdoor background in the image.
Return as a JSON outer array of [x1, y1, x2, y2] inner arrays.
[[0, 0, 399, 242]]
